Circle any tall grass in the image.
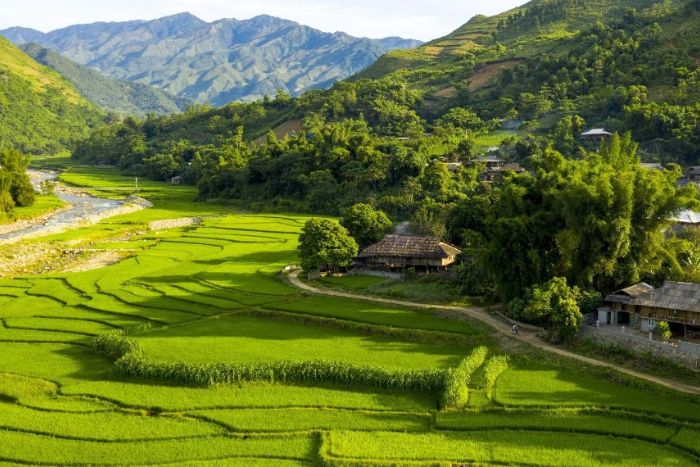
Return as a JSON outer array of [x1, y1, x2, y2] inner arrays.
[[441, 346, 488, 409], [94, 332, 447, 394], [483, 355, 509, 400]]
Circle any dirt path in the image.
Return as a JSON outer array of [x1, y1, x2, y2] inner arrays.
[[287, 271, 700, 396]]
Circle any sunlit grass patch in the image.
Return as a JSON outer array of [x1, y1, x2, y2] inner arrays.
[[135, 314, 467, 370], [325, 430, 696, 466], [192, 407, 431, 432]]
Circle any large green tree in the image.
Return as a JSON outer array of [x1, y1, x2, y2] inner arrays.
[[0, 147, 35, 213], [340, 203, 393, 248], [297, 219, 358, 272]]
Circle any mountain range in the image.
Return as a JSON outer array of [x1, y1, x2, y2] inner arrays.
[[20, 43, 189, 116], [1, 13, 422, 105]]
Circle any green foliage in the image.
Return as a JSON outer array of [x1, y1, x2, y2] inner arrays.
[[0, 147, 35, 216], [482, 355, 509, 399], [340, 203, 393, 247], [0, 37, 102, 153], [441, 346, 488, 409], [484, 137, 698, 300], [297, 218, 358, 271], [655, 321, 672, 342], [508, 277, 583, 343]]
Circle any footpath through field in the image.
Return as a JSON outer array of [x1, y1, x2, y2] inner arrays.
[[287, 271, 700, 396]]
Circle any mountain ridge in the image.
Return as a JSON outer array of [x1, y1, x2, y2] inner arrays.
[[0, 36, 102, 153], [20, 43, 190, 116], [0, 13, 422, 105]]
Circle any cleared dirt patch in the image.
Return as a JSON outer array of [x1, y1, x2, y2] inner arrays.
[[63, 250, 128, 273], [148, 217, 202, 231], [468, 59, 524, 91], [433, 86, 458, 98], [254, 119, 303, 145]]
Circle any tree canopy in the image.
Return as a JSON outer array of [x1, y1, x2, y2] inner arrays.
[[297, 219, 358, 272]]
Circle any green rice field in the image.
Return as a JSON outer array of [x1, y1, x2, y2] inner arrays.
[[0, 166, 698, 465]]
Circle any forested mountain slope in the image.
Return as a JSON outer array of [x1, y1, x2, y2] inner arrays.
[[355, 0, 700, 162], [0, 36, 102, 153], [1, 13, 421, 105], [21, 44, 189, 116]]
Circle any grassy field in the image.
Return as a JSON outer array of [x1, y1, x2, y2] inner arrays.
[[316, 274, 484, 306], [0, 165, 698, 465]]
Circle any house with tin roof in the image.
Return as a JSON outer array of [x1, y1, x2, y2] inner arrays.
[[601, 281, 700, 338]]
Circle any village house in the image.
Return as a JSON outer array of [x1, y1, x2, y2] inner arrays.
[[481, 163, 526, 182], [465, 155, 504, 170], [671, 209, 700, 231], [601, 281, 700, 338], [680, 166, 700, 188], [581, 128, 612, 141], [356, 234, 462, 272]]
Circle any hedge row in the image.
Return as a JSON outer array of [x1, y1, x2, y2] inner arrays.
[[94, 332, 447, 394], [441, 346, 488, 409], [483, 355, 509, 400]]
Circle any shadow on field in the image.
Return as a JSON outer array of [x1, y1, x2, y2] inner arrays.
[[193, 250, 298, 266]]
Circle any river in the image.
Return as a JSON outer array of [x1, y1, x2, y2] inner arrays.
[[0, 170, 128, 243]]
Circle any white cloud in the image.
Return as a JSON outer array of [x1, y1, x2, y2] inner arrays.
[[0, 0, 526, 41]]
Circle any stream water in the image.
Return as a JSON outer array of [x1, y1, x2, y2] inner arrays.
[[0, 170, 124, 242]]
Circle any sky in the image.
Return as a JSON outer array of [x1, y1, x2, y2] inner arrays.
[[0, 0, 526, 41]]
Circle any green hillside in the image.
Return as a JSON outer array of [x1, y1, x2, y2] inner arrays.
[[0, 36, 103, 153], [21, 43, 189, 116]]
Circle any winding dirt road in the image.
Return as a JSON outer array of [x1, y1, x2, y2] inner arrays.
[[287, 271, 700, 396]]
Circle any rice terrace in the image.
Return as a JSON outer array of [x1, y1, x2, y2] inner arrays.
[[1, 0, 700, 464], [0, 163, 695, 466]]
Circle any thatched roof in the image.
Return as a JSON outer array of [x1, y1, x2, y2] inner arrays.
[[606, 281, 700, 313], [358, 235, 461, 259]]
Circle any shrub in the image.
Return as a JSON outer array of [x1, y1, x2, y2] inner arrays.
[[93, 332, 143, 360], [655, 321, 671, 342], [508, 277, 583, 343], [441, 346, 488, 409], [483, 355, 509, 399]]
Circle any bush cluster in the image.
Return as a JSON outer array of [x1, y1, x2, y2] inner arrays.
[[483, 355, 509, 400], [93, 332, 143, 360], [441, 346, 488, 409]]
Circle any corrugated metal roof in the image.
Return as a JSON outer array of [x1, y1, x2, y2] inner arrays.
[[673, 210, 700, 224], [581, 128, 612, 137], [358, 235, 461, 260], [633, 281, 700, 314], [605, 282, 654, 304]]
